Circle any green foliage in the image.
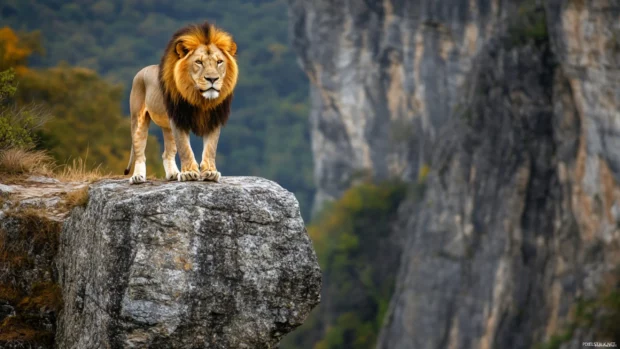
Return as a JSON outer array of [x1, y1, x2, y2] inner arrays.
[[0, 69, 16, 100], [508, 0, 548, 47], [0, 27, 163, 175], [2, 0, 314, 218], [283, 181, 413, 349], [0, 69, 49, 150], [535, 325, 575, 349], [15, 64, 162, 175], [536, 288, 620, 349]]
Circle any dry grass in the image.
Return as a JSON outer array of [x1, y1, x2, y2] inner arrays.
[[0, 148, 54, 176], [63, 186, 89, 208], [56, 157, 108, 182], [0, 148, 111, 183]]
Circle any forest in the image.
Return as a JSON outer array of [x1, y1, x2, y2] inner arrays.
[[1, 0, 314, 218]]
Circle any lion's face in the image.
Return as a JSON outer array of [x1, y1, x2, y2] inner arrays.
[[186, 44, 228, 100], [163, 23, 238, 108]]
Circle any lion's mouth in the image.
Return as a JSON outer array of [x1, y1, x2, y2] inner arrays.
[[200, 88, 220, 100]]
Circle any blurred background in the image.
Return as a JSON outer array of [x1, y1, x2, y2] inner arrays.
[[1, 0, 619, 348]]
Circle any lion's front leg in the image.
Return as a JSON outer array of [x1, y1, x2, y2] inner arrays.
[[200, 126, 221, 182], [171, 123, 199, 182]]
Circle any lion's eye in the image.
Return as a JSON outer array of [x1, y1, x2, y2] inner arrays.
[[217, 60, 224, 65], [195, 60, 202, 65]]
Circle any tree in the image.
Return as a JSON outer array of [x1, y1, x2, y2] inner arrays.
[[0, 27, 162, 175]]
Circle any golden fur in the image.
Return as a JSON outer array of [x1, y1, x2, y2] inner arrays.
[[160, 23, 238, 108], [125, 22, 238, 184]]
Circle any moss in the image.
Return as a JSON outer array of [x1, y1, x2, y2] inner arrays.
[[461, 107, 474, 123], [598, 290, 620, 341], [418, 164, 430, 183], [508, 0, 548, 47], [535, 325, 575, 349], [536, 288, 620, 349]]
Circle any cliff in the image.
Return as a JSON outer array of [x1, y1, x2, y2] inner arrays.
[[289, 0, 508, 208], [0, 177, 321, 348], [289, 0, 620, 348]]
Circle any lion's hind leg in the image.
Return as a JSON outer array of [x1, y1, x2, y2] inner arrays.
[[129, 109, 150, 184], [162, 127, 180, 181]]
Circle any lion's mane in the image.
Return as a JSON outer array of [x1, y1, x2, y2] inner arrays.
[[159, 21, 238, 136]]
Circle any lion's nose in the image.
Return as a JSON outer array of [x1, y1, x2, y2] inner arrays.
[[206, 77, 219, 84]]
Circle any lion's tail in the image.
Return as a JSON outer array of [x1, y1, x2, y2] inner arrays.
[[124, 145, 134, 175]]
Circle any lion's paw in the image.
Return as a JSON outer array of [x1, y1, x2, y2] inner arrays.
[[166, 171, 180, 181], [201, 170, 221, 182], [178, 171, 200, 182], [129, 174, 146, 184]]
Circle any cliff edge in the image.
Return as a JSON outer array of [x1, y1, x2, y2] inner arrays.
[[1, 177, 321, 348]]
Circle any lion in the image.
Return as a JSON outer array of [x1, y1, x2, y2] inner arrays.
[[124, 21, 238, 184]]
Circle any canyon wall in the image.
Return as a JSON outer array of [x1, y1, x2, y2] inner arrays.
[[289, 0, 620, 348]]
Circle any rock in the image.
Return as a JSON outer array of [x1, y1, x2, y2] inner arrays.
[[0, 183, 18, 193], [289, 0, 620, 348], [288, 0, 512, 210], [0, 179, 88, 221], [26, 176, 60, 184], [56, 177, 321, 349], [0, 178, 77, 349], [377, 2, 620, 348]]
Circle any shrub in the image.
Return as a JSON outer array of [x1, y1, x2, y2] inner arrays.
[[0, 69, 50, 150]]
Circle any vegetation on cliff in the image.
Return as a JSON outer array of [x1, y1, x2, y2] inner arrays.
[[283, 181, 420, 349], [0, 209, 62, 346], [0, 27, 163, 176]]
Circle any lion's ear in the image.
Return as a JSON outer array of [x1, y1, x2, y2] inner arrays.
[[175, 41, 190, 58], [228, 42, 237, 57]]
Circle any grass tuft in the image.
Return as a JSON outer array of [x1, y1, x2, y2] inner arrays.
[[56, 157, 107, 182], [63, 186, 89, 208], [0, 147, 110, 183], [0, 148, 54, 176]]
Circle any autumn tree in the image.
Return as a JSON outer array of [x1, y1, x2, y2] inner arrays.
[[0, 27, 162, 175]]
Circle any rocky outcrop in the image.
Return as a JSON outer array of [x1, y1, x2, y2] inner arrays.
[[0, 177, 321, 348], [57, 178, 321, 349], [289, 0, 620, 348]]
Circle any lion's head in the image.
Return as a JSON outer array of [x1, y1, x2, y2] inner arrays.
[[159, 22, 238, 136], [160, 22, 238, 108]]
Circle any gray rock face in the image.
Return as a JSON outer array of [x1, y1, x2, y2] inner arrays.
[[289, 0, 620, 348], [288, 0, 512, 209], [56, 178, 321, 349], [377, 2, 620, 348], [0, 179, 85, 349]]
